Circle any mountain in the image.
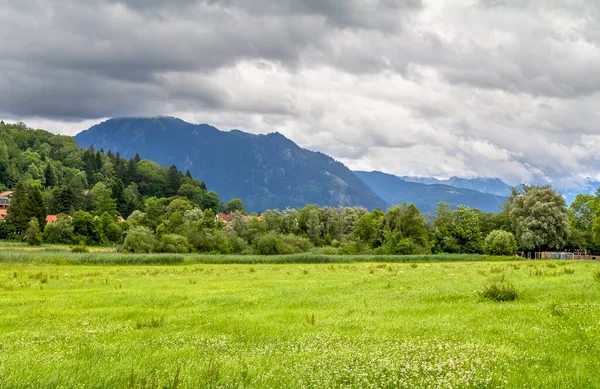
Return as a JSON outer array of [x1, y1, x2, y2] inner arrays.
[[74, 117, 389, 212], [401, 176, 512, 197], [560, 178, 600, 204], [356, 171, 506, 214]]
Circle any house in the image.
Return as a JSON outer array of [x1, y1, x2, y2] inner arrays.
[[216, 212, 262, 223], [46, 215, 58, 224], [216, 212, 236, 223], [0, 191, 13, 210], [0, 209, 7, 221], [0, 191, 14, 198]]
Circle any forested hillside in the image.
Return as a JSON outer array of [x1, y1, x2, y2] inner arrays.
[[0, 121, 219, 240], [74, 117, 389, 212]]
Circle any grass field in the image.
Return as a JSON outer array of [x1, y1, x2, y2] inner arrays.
[[1, 256, 600, 388]]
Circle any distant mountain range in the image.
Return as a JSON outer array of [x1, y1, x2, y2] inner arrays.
[[74, 117, 513, 213], [560, 178, 600, 204], [399, 176, 512, 197], [355, 171, 506, 214], [74, 117, 387, 212]]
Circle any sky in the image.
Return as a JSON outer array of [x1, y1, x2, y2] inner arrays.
[[2, 0, 600, 189]]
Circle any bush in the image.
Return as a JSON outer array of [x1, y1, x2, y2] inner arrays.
[[254, 232, 280, 255], [227, 232, 250, 254], [484, 230, 518, 256], [339, 240, 364, 255], [71, 242, 90, 253], [43, 216, 74, 244], [71, 211, 102, 245], [123, 226, 156, 253], [479, 282, 519, 302], [25, 218, 42, 246], [156, 234, 190, 254], [278, 234, 313, 254], [254, 232, 313, 255]]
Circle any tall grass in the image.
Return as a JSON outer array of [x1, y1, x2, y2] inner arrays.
[[0, 249, 518, 265]]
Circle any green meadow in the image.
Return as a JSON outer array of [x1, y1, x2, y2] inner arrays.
[[1, 254, 600, 388]]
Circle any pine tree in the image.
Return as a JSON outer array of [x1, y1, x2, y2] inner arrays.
[[44, 163, 57, 188], [165, 165, 181, 197], [185, 170, 193, 179], [55, 186, 78, 214], [133, 153, 141, 163], [126, 159, 139, 184], [26, 182, 47, 228], [112, 178, 126, 216], [5, 181, 29, 235]]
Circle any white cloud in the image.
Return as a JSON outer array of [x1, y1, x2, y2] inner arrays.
[[2, 0, 600, 189]]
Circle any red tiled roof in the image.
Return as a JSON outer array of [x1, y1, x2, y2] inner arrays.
[[0, 191, 13, 197], [0, 209, 7, 221], [46, 215, 57, 223], [216, 213, 236, 223]]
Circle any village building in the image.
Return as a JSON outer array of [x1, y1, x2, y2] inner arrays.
[[0, 191, 13, 211]]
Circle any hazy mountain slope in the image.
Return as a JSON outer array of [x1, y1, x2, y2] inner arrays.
[[75, 117, 389, 212], [356, 171, 506, 214], [400, 176, 512, 196]]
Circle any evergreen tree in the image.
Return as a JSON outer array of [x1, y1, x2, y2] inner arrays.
[[112, 178, 126, 216], [185, 170, 193, 179], [5, 181, 30, 235], [125, 159, 139, 184], [6, 181, 47, 237], [44, 163, 57, 188], [26, 182, 47, 228], [165, 165, 182, 197]]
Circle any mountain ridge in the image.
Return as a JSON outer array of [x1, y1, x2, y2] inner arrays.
[[356, 170, 506, 214], [75, 117, 389, 212], [400, 175, 512, 197]]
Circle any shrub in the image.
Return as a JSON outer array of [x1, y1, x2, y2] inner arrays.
[[43, 216, 74, 244], [479, 282, 519, 302], [483, 230, 518, 256], [25, 218, 42, 246], [123, 226, 156, 253], [339, 240, 363, 255], [227, 232, 250, 254], [71, 242, 90, 253], [71, 211, 102, 245], [279, 234, 313, 254], [254, 232, 280, 255], [156, 234, 190, 254], [254, 232, 313, 255]]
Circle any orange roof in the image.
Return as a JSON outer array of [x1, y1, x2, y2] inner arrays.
[[0, 209, 7, 220], [0, 191, 13, 197], [216, 213, 236, 223], [46, 215, 57, 223]]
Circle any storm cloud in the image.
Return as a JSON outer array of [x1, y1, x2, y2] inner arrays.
[[2, 0, 600, 188]]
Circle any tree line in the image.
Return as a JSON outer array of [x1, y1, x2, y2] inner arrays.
[[0, 121, 594, 256]]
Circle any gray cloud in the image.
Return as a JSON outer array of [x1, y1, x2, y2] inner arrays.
[[2, 0, 600, 188]]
